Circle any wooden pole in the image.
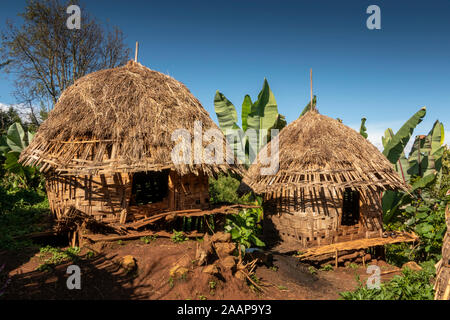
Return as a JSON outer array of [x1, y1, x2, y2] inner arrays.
[[135, 41, 139, 62], [335, 248, 338, 268], [310, 68, 313, 111]]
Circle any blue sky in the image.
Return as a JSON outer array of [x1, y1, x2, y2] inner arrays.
[[0, 0, 449, 150]]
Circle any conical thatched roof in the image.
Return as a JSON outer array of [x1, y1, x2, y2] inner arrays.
[[20, 60, 243, 176], [243, 110, 408, 194]]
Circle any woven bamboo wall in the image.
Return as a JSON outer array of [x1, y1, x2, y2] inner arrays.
[[46, 170, 210, 224], [262, 188, 383, 250]]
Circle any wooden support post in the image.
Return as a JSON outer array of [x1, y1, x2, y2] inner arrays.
[[71, 230, 78, 248], [310, 68, 314, 111], [335, 249, 338, 268], [135, 41, 139, 62]]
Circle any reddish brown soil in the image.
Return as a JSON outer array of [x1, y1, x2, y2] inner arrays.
[[0, 238, 401, 300]]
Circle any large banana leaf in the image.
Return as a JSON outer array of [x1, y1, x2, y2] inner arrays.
[[408, 120, 445, 177], [299, 95, 316, 118], [382, 128, 410, 183], [6, 122, 27, 153], [241, 95, 252, 132], [214, 91, 245, 163], [214, 79, 286, 166], [382, 107, 426, 164], [247, 79, 280, 153], [274, 114, 287, 131], [214, 91, 239, 132], [382, 173, 436, 224]]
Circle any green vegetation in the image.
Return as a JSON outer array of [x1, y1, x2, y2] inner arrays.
[[298, 95, 316, 118], [320, 264, 334, 272], [140, 235, 157, 244], [209, 280, 216, 294], [0, 187, 50, 251], [209, 174, 241, 204], [359, 118, 368, 139], [171, 230, 187, 243], [386, 191, 447, 265], [380, 107, 445, 224], [340, 267, 435, 300], [0, 122, 42, 190], [308, 266, 317, 275], [346, 263, 359, 270], [224, 204, 265, 252], [37, 246, 81, 271], [214, 79, 286, 166]]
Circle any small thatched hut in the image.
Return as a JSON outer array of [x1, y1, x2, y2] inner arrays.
[[243, 109, 408, 250], [20, 61, 242, 224]]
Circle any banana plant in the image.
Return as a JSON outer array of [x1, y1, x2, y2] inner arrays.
[[408, 120, 445, 179], [0, 122, 39, 189], [214, 79, 286, 166], [381, 107, 446, 224], [382, 107, 427, 165], [383, 128, 411, 184], [382, 173, 436, 224], [359, 118, 368, 139], [299, 95, 317, 118]]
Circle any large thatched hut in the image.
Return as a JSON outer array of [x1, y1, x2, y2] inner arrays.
[[20, 61, 242, 224], [243, 109, 408, 251]]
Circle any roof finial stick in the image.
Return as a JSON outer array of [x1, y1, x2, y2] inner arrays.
[[135, 41, 139, 63], [310, 68, 314, 111]]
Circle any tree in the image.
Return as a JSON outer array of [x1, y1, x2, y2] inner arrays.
[[0, 60, 11, 70], [0, 107, 22, 136], [1, 0, 130, 119]]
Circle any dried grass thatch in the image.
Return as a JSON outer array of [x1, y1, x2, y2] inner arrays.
[[243, 110, 408, 194], [20, 61, 242, 177]]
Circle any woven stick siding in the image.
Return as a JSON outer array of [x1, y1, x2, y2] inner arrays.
[[262, 188, 383, 250], [46, 172, 130, 223], [46, 170, 210, 224]]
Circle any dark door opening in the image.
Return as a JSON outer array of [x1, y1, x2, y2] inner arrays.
[[131, 170, 169, 205], [341, 188, 360, 226]]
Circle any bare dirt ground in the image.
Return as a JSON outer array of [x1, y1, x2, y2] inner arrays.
[[0, 238, 401, 300]]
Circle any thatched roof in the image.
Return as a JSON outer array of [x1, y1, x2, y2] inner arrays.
[[243, 110, 408, 194], [20, 61, 243, 177]]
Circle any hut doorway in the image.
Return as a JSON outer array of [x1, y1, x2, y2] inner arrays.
[[131, 170, 169, 205], [341, 188, 360, 226]]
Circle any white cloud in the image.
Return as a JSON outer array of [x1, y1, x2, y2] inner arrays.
[[0, 102, 9, 111], [0, 102, 37, 123]]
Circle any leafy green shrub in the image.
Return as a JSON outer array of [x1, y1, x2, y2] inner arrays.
[[386, 191, 447, 265], [171, 230, 187, 243], [209, 174, 241, 204], [0, 122, 43, 190], [339, 268, 435, 300], [0, 188, 50, 251], [224, 205, 264, 252]]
